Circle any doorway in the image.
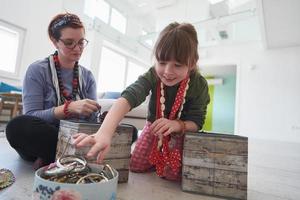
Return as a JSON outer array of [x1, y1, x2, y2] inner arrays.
[[201, 64, 237, 134]]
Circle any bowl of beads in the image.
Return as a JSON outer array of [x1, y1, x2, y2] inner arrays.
[[32, 155, 118, 200]]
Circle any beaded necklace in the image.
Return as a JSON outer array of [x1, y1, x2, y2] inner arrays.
[[159, 78, 190, 120], [156, 77, 190, 149], [53, 51, 79, 103]]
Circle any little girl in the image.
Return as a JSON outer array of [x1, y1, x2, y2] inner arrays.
[[74, 22, 210, 181]]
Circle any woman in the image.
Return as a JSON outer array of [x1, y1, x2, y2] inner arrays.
[[6, 13, 100, 168]]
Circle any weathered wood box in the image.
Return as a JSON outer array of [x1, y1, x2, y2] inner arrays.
[[55, 120, 133, 183], [182, 132, 248, 200]]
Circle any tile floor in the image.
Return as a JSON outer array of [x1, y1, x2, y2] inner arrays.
[[0, 127, 300, 200]]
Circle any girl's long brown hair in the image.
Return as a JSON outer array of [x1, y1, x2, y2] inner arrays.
[[153, 22, 199, 73]]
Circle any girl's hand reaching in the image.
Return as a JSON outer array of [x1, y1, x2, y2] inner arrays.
[[150, 118, 182, 136], [73, 97, 131, 163], [73, 132, 111, 163]]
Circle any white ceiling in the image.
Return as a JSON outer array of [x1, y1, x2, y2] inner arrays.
[[120, 0, 256, 31], [105, 0, 300, 76], [105, 0, 255, 76], [107, 0, 300, 50], [116, 0, 260, 48]]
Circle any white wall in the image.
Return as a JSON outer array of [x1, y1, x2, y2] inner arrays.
[[259, 0, 300, 48], [201, 42, 300, 143]]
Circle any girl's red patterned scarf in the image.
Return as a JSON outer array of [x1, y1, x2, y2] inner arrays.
[[148, 77, 189, 177]]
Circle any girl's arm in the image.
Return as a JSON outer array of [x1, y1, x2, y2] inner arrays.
[[74, 97, 131, 163]]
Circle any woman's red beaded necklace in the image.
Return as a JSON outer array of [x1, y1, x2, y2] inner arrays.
[[53, 51, 79, 118], [53, 51, 79, 102]]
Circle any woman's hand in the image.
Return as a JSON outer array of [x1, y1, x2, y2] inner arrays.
[[69, 99, 101, 116], [150, 118, 182, 136], [73, 132, 111, 163]]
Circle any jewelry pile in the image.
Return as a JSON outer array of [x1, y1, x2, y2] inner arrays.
[[40, 155, 115, 184]]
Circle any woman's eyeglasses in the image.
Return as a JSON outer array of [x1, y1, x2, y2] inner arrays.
[[59, 38, 89, 49]]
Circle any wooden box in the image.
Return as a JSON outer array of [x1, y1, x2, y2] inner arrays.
[[55, 120, 133, 183], [182, 132, 248, 200]]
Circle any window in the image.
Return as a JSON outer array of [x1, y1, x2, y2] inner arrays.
[[84, 0, 94, 18], [110, 8, 127, 34], [0, 26, 18, 73], [98, 47, 126, 92], [97, 42, 148, 92], [0, 21, 24, 77], [95, 0, 110, 23], [84, 0, 127, 34], [84, 0, 110, 23], [126, 61, 146, 86]]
